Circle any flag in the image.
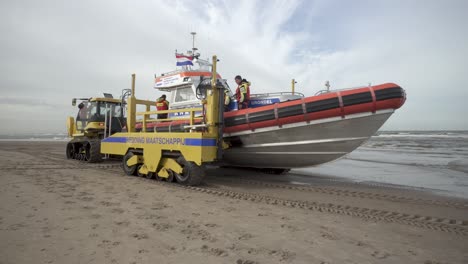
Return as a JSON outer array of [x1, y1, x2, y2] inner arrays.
[[176, 53, 193, 66]]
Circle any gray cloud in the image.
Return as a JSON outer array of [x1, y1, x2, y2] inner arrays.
[[0, 0, 467, 134]]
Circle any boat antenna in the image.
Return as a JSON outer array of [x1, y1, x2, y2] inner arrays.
[[325, 80, 330, 91], [190, 32, 199, 58]]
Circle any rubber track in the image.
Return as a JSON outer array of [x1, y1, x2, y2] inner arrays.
[[213, 177, 468, 210], [87, 139, 102, 163]]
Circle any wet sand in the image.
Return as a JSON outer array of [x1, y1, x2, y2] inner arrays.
[[0, 141, 467, 264]]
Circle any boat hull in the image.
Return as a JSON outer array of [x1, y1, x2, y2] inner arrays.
[[222, 109, 394, 168], [138, 82, 405, 169]]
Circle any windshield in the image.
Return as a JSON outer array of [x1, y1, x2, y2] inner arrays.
[[174, 87, 197, 103], [77, 101, 122, 120]]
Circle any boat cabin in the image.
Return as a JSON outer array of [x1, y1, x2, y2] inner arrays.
[[153, 53, 303, 118]]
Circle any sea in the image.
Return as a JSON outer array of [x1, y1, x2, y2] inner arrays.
[[294, 131, 468, 199], [1, 131, 467, 199]]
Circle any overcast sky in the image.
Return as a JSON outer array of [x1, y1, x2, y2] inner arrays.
[[1, 0, 467, 134]]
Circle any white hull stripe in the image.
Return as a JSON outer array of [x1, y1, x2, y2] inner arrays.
[[242, 137, 368, 148], [227, 151, 348, 155]]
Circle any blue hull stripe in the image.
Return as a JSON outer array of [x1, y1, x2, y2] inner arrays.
[[184, 138, 217, 147], [102, 137, 127, 143]]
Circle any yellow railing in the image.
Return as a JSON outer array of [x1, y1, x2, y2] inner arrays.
[[136, 108, 204, 132]]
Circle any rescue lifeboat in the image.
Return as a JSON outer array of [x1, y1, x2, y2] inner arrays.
[[137, 47, 406, 171]]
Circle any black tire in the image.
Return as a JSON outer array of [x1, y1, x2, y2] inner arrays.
[[166, 170, 175, 182], [122, 152, 138, 176], [85, 139, 102, 163], [174, 157, 205, 186], [66, 142, 75, 159], [145, 171, 155, 179], [136, 165, 144, 177]]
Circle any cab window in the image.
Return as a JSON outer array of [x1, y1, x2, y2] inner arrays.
[[175, 87, 196, 102]]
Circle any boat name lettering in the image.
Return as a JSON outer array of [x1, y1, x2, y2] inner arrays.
[[251, 99, 279, 105], [145, 137, 184, 145], [173, 111, 190, 116], [127, 137, 145, 144], [126, 137, 184, 145], [155, 75, 181, 87]]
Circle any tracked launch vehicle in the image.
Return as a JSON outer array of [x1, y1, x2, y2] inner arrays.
[[100, 56, 224, 185], [66, 56, 225, 185], [66, 96, 126, 162]]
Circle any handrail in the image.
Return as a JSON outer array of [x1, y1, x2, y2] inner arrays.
[[314, 85, 368, 96], [136, 107, 204, 132], [250, 91, 305, 98], [136, 107, 203, 115]]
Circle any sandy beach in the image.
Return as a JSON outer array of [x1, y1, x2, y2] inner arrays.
[[1, 141, 467, 264]]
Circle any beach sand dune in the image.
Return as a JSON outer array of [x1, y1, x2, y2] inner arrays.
[[0, 142, 467, 264]]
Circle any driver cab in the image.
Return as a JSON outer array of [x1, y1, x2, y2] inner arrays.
[[75, 98, 125, 134]]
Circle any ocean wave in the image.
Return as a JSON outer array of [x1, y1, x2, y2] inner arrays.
[[374, 134, 468, 139], [0, 137, 69, 142], [448, 160, 468, 174]]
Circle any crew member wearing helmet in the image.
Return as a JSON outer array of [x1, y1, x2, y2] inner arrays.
[[234, 75, 250, 110], [156, 94, 169, 119]]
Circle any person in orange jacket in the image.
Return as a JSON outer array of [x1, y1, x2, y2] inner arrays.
[[235, 75, 250, 110], [156, 94, 169, 119]]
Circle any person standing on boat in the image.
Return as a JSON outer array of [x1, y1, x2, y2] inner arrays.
[[156, 94, 169, 119], [235, 75, 250, 110], [224, 89, 231, 112]]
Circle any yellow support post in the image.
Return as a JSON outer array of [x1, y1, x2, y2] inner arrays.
[[190, 111, 194, 127], [142, 113, 147, 133], [291, 78, 296, 94], [206, 55, 219, 136], [127, 74, 137, 133]]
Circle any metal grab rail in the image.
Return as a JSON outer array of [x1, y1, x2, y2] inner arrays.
[[136, 107, 204, 132], [250, 91, 305, 98], [314, 85, 369, 96]]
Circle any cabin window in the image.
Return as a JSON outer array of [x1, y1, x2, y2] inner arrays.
[[174, 87, 196, 102], [110, 104, 123, 117]]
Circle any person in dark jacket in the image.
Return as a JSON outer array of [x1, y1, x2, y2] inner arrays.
[[156, 94, 169, 119], [234, 75, 250, 110]]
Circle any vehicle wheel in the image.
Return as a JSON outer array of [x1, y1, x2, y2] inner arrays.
[[136, 164, 145, 177], [122, 152, 138, 176], [174, 157, 205, 186], [166, 170, 175, 182], [66, 143, 75, 159], [145, 171, 155, 179]]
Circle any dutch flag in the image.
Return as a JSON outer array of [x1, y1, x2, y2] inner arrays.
[[176, 53, 193, 66]]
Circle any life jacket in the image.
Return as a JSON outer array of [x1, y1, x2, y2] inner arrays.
[[224, 90, 231, 106], [235, 80, 251, 103], [156, 98, 169, 111]]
